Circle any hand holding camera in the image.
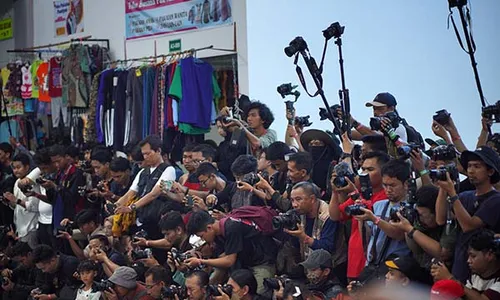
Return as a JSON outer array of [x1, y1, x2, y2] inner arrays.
[[389, 212, 414, 233], [2, 192, 16, 205]]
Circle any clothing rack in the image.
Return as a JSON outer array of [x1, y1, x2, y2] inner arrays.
[[6, 36, 110, 53], [109, 45, 221, 65]]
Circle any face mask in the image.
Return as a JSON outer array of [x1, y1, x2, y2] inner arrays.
[[309, 146, 327, 160], [306, 271, 321, 285]]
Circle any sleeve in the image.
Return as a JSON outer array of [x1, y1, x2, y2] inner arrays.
[[214, 182, 235, 207], [259, 129, 277, 149], [168, 65, 182, 101], [484, 282, 500, 300], [24, 196, 40, 212], [212, 74, 221, 106], [26, 167, 41, 182], [12, 268, 36, 296], [129, 169, 144, 192], [223, 222, 244, 256], [271, 191, 291, 213], [474, 195, 500, 228], [154, 166, 176, 187], [310, 218, 337, 252]]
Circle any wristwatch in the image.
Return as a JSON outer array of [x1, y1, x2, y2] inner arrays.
[[129, 204, 137, 211], [351, 120, 360, 129], [408, 228, 417, 239], [448, 195, 459, 204]]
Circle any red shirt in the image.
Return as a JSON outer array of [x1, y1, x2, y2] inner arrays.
[[339, 189, 387, 278]]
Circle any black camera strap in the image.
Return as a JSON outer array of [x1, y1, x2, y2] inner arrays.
[[368, 201, 391, 265], [448, 6, 476, 55], [294, 54, 320, 98]]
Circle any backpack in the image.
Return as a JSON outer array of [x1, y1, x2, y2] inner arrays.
[[219, 206, 278, 236], [400, 118, 425, 149]]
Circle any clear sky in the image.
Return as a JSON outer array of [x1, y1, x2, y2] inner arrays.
[[246, 0, 500, 149]]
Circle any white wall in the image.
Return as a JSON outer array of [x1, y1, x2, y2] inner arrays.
[[32, 0, 249, 94]]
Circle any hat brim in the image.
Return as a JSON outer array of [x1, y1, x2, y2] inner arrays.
[[425, 138, 438, 148], [299, 260, 317, 270], [300, 129, 337, 151], [385, 260, 399, 270], [365, 101, 387, 108], [460, 151, 500, 184]]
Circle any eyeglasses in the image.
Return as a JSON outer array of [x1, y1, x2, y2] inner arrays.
[[200, 176, 211, 187]]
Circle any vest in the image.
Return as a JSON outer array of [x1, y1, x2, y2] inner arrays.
[[136, 163, 168, 223]]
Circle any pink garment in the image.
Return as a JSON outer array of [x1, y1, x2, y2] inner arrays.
[[21, 65, 32, 99]]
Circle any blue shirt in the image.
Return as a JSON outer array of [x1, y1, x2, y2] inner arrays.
[[366, 200, 411, 264], [292, 216, 338, 253]]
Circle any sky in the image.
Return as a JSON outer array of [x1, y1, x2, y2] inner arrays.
[[246, 0, 500, 149]]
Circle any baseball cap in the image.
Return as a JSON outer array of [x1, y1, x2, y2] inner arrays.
[[108, 266, 138, 290], [425, 138, 447, 148], [430, 279, 464, 300], [365, 92, 397, 107], [299, 249, 333, 270], [460, 146, 500, 184], [385, 256, 422, 282]]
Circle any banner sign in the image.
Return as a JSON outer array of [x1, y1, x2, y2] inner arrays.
[[125, 0, 233, 40], [54, 0, 84, 37], [0, 18, 13, 41]]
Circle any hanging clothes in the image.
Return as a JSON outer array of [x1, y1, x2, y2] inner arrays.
[[112, 70, 129, 151]]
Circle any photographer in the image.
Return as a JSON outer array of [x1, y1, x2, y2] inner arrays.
[[264, 142, 293, 195], [2, 153, 40, 248], [186, 210, 277, 294], [430, 113, 468, 153], [299, 249, 344, 299], [186, 270, 209, 300], [108, 157, 133, 201], [435, 146, 500, 283], [90, 150, 113, 183], [355, 159, 411, 276], [221, 102, 277, 154], [105, 266, 154, 300], [256, 150, 277, 182], [89, 234, 127, 277], [360, 135, 388, 158], [1, 242, 37, 300], [329, 151, 390, 280], [219, 269, 261, 300], [144, 265, 172, 299]]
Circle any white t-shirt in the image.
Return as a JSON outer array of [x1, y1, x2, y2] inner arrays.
[[75, 287, 101, 300], [130, 165, 176, 193], [12, 179, 40, 238], [466, 271, 500, 299], [26, 167, 53, 224]]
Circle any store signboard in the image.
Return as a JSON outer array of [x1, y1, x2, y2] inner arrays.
[[125, 0, 233, 40], [54, 0, 85, 37], [0, 18, 13, 41], [169, 39, 182, 52]]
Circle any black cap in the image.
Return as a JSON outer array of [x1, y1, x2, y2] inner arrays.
[[460, 146, 500, 184], [385, 256, 422, 282], [365, 92, 397, 107]]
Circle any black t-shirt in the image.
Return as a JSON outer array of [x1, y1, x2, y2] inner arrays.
[[216, 219, 277, 269], [215, 182, 266, 211]]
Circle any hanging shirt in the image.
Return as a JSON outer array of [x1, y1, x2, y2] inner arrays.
[[48, 56, 63, 97], [1, 67, 10, 92], [21, 65, 33, 99], [36, 62, 51, 102], [30, 60, 43, 99]]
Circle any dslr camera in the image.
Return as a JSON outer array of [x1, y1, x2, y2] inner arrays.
[[285, 37, 308, 57], [133, 229, 148, 242], [389, 202, 418, 224], [62, 222, 74, 236], [263, 275, 292, 290], [429, 163, 459, 182], [431, 145, 457, 162], [19, 183, 33, 194], [170, 248, 193, 264], [345, 204, 367, 216], [433, 109, 451, 126], [161, 285, 187, 299], [277, 83, 299, 98], [241, 173, 260, 186], [319, 104, 340, 123], [295, 115, 312, 127], [207, 284, 233, 297], [370, 111, 400, 131], [323, 22, 345, 40], [482, 101, 500, 123], [94, 280, 114, 292], [131, 248, 152, 260], [397, 143, 420, 160], [272, 210, 300, 231], [332, 162, 355, 188]]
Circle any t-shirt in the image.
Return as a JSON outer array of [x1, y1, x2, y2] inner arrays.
[[218, 218, 277, 269], [48, 57, 63, 97], [465, 268, 500, 300], [452, 190, 500, 283], [259, 129, 277, 149], [21, 65, 32, 99], [75, 287, 102, 300], [30, 60, 43, 99], [36, 62, 51, 102], [130, 165, 176, 192], [1, 67, 10, 90]]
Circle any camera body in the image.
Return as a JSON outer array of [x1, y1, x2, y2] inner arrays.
[[131, 248, 152, 260], [161, 285, 187, 299], [323, 22, 345, 40], [285, 37, 308, 57], [369, 112, 400, 131], [429, 163, 459, 182], [482, 101, 500, 123], [63, 223, 74, 236], [20, 183, 33, 194], [133, 229, 148, 242], [272, 210, 300, 231], [241, 173, 260, 186], [345, 204, 366, 216], [397, 143, 420, 160], [263, 275, 291, 290], [207, 284, 233, 297], [277, 83, 295, 98], [295, 115, 312, 127], [350, 281, 364, 292], [431, 145, 457, 162], [170, 248, 193, 263], [94, 280, 114, 292], [319, 104, 340, 122], [359, 173, 372, 200], [389, 202, 417, 224], [332, 162, 355, 188], [433, 109, 451, 126]]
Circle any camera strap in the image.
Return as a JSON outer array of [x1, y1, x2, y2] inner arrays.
[[294, 54, 320, 98], [448, 6, 476, 55], [368, 201, 391, 265]]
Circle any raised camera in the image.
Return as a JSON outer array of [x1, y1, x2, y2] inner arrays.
[[332, 162, 355, 188], [263, 275, 291, 290], [133, 229, 148, 242], [397, 143, 420, 159], [431, 145, 456, 162], [319, 104, 340, 122], [389, 202, 417, 224], [323, 22, 345, 40], [369, 112, 400, 131], [131, 248, 152, 260], [170, 248, 193, 263], [433, 109, 451, 126], [482, 101, 500, 123], [207, 284, 233, 297], [272, 210, 300, 231], [295, 115, 312, 127], [241, 173, 260, 186], [285, 37, 308, 57], [429, 164, 459, 182]]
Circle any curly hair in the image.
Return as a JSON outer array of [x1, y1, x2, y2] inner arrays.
[[245, 102, 275, 129]]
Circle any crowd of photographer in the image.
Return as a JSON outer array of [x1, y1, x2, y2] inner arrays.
[[0, 89, 498, 300]]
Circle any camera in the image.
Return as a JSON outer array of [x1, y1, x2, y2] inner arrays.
[[397, 143, 420, 159], [241, 173, 260, 186], [170, 248, 193, 263], [272, 210, 300, 231], [350, 281, 364, 292], [133, 229, 148, 242], [389, 202, 417, 224], [332, 162, 355, 188], [62, 222, 74, 236], [263, 275, 292, 290], [295, 115, 312, 127], [0, 276, 9, 286], [369, 112, 400, 131], [285, 37, 308, 57], [277, 83, 296, 98], [20, 183, 33, 194], [448, 0, 468, 8], [433, 109, 451, 126], [429, 163, 459, 182], [323, 22, 345, 40], [94, 280, 114, 292], [207, 284, 233, 297], [345, 204, 367, 216], [431, 145, 457, 162], [97, 181, 106, 192], [359, 173, 372, 200], [131, 248, 152, 260], [482, 101, 500, 123], [161, 285, 187, 299], [36, 174, 55, 185], [319, 104, 340, 122]]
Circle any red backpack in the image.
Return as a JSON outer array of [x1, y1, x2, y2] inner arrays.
[[219, 206, 278, 236]]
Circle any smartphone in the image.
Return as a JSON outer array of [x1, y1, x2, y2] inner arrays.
[[186, 195, 194, 206]]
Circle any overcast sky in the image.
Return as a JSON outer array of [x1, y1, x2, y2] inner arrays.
[[246, 0, 500, 149]]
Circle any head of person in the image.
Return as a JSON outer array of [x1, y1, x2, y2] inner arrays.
[[159, 211, 186, 246], [231, 155, 258, 181], [182, 144, 198, 172], [77, 260, 99, 286], [266, 142, 293, 173], [131, 146, 145, 168], [108, 266, 139, 297], [384, 256, 421, 288], [381, 159, 410, 203], [430, 144, 458, 168], [32, 245, 58, 274], [161, 146, 171, 164], [415, 185, 439, 230], [299, 249, 333, 285], [139, 135, 163, 167], [361, 135, 388, 158], [360, 151, 391, 190], [192, 144, 217, 166], [286, 152, 313, 184], [365, 92, 397, 117], [8, 241, 32, 267], [90, 150, 112, 179], [88, 234, 111, 253], [11, 153, 31, 179], [257, 150, 273, 172], [75, 209, 100, 235], [468, 230, 500, 277], [300, 129, 342, 162], [50, 145, 71, 171], [227, 269, 258, 300], [34, 148, 57, 175], [0, 143, 13, 165], [185, 270, 209, 300], [195, 162, 219, 191], [109, 157, 131, 186], [65, 145, 80, 165], [145, 265, 172, 299], [430, 279, 465, 300], [187, 210, 217, 244], [460, 146, 500, 187], [245, 101, 275, 130], [291, 181, 320, 215]]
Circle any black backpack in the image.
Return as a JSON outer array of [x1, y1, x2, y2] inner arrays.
[[400, 118, 425, 149]]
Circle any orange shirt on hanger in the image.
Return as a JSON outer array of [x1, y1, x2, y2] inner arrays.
[[36, 62, 51, 102]]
